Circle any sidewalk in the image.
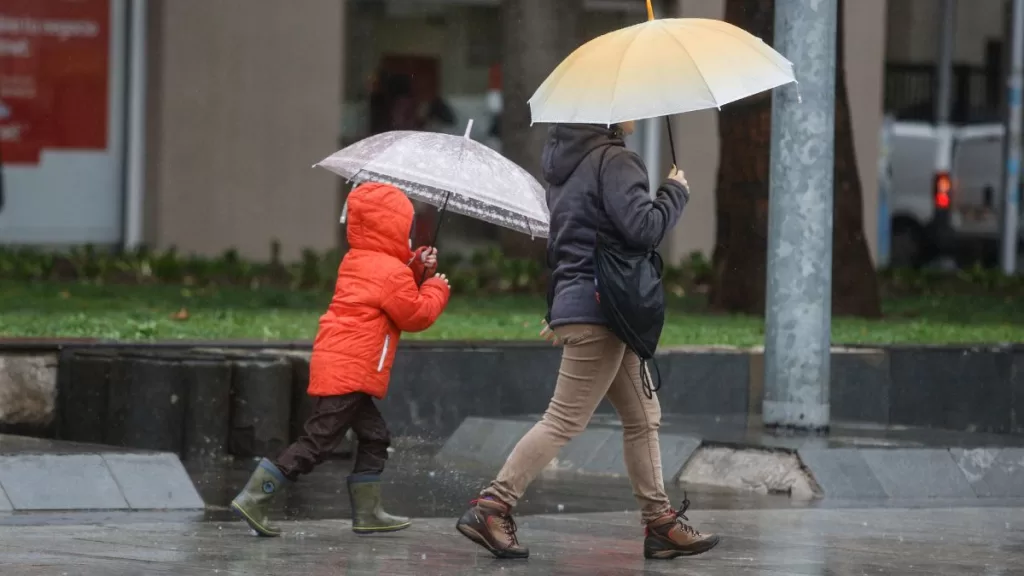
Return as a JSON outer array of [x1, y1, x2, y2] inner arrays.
[[1, 506, 1020, 575]]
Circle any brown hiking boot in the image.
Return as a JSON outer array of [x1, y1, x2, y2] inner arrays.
[[456, 498, 529, 559], [644, 496, 720, 559]]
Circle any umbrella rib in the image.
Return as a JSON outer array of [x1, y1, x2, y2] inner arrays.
[[684, 20, 795, 75], [607, 25, 648, 124], [659, 25, 719, 108], [531, 22, 646, 121], [349, 131, 418, 183]]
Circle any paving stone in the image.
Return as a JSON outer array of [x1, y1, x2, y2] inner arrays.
[[798, 448, 887, 499], [656, 350, 750, 415], [575, 431, 700, 480], [1012, 351, 1024, 433], [860, 449, 975, 499], [2, 507, 1024, 574], [387, 349, 506, 439], [0, 353, 58, 428], [951, 447, 1024, 498], [475, 418, 533, 469], [228, 357, 292, 458], [182, 356, 232, 461], [102, 453, 204, 510], [0, 454, 128, 510], [659, 434, 702, 482], [436, 417, 530, 470], [830, 348, 891, 424], [550, 428, 616, 472], [575, 437, 627, 477], [435, 417, 490, 465], [889, 347, 1014, 433]]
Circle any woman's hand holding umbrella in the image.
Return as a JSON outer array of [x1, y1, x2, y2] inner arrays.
[[667, 166, 688, 188]]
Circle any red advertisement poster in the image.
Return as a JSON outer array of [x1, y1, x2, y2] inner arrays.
[[0, 0, 109, 165]]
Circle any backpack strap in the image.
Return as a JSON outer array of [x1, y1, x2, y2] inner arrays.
[[592, 145, 664, 400]]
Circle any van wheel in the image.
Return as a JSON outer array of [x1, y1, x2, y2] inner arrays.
[[891, 221, 925, 269]]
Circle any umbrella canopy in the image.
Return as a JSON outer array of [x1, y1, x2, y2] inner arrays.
[[528, 16, 796, 125], [316, 122, 549, 239]]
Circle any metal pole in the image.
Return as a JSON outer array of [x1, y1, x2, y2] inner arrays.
[[1002, 0, 1023, 274], [763, 0, 837, 430], [123, 0, 147, 250], [935, 0, 957, 124]]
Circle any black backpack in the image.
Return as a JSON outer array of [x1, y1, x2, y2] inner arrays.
[[593, 147, 665, 399]]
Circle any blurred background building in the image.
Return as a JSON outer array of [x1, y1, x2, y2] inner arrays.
[[0, 0, 1010, 263]]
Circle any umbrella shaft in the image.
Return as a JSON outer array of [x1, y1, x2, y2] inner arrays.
[[664, 117, 677, 168], [421, 191, 451, 284]]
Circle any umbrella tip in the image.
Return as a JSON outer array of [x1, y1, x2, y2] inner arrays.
[[464, 119, 475, 139], [646, 0, 654, 20]]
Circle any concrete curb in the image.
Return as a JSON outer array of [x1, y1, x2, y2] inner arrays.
[[0, 437, 204, 511], [436, 417, 1024, 500], [2, 343, 1023, 458]]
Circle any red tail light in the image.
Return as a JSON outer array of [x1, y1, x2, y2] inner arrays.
[[934, 172, 952, 210]]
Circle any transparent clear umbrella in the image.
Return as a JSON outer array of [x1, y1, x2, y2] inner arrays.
[[315, 121, 549, 239]]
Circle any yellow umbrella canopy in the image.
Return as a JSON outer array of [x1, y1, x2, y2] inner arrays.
[[528, 1, 796, 126]]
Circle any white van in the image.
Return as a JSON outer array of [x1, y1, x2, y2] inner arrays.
[[887, 121, 1022, 267]]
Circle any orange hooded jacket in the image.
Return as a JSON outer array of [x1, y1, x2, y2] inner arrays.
[[307, 182, 450, 398]]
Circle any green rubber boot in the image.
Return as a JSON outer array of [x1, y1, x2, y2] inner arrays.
[[231, 458, 289, 537], [348, 473, 411, 535]]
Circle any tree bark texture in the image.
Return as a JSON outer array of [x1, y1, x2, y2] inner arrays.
[[499, 0, 584, 257], [710, 0, 881, 318]]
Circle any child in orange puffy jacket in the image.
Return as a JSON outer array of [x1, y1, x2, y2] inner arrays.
[[231, 182, 450, 537]]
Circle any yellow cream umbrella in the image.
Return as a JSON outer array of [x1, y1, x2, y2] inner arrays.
[[528, 0, 797, 160]]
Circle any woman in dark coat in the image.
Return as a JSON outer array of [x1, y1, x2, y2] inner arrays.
[[456, 121, 720, 560]]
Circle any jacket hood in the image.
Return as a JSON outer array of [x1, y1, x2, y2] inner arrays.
[[345, 182, 414, 261], [541, 124, 623, 186]]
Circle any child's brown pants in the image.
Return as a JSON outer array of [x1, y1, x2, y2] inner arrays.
[[274, 392, 390, 481]]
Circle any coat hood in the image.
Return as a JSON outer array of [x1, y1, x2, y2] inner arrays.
[[541, 124, 623, 186], [344, 182, 414, 261]]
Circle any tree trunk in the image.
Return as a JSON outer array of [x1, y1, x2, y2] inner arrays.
[[708, 0, 775, 314], [498, 0, 584, 257], [709, 0, 881, 318]]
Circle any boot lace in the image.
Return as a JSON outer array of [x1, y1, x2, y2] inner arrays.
[[471, 499, 520, 545], [670, 494, 701, 537], [500, 513, 520, 544]]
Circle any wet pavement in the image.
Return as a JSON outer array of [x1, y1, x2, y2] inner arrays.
[[183, 438, 800, 524], [2, 505, 1023, 574], [3, 440, 1024, 574]]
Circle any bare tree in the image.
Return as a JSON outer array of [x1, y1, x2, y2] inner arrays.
[[709, 0, 881, 318]]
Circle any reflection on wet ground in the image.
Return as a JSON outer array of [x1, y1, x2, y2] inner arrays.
[[2, 506, 1022, 575], [187, 438, 799, 524], [3, 440, 1024, 574]]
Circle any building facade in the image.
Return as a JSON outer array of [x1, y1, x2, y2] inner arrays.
[[0, 0, 1007, 263]]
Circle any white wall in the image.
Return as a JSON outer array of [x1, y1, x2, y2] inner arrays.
[[146, 0, 345, 259]]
